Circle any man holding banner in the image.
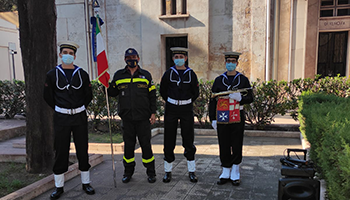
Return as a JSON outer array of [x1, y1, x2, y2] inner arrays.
[[107, 48, 157, 184], [208, 52, 254, 186]]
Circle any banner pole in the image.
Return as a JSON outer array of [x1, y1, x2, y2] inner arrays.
[[104, 86, 117, 188]]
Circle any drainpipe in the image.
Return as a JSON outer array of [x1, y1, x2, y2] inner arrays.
[[85, 0, 93, 79], [104, 0, 109, 56], [272, 0, 280, 80], [288, 0, 294, 82], [265, 0, 271, 81]]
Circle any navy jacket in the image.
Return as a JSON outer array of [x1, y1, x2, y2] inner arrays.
[[107, 66, 156, 121], [43, 65, 92, 126], [209, 71, 254, 121], [160, 66, 199, 106]]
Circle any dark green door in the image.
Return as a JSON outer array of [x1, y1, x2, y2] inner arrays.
[[317, 31, 348, 77], [165, 36, 188, 70]]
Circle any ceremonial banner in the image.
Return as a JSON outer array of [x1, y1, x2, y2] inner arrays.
[[96, 14, 110, 88], [216, 97, 240, 124]]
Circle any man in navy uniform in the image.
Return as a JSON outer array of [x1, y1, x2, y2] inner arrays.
[[209, 52, 254, 186], [160, 47, 199, 183], [44, 41, 95, 199], [107, 48, 157, 183]]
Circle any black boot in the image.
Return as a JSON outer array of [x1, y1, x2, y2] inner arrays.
[[122, 175, 132, 183], [217, 178, 230, 185], [50, 187, 64, 199], [231, 179, 241, 186], [189, 172, 198, 183], [82, 184, 95, 195], [148, 175, 156, 183], [163, 172, 172, 183]]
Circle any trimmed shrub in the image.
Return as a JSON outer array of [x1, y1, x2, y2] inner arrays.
[[155, 84, 164, 125], [193, 80, 213, 127], [298, 92, 350, 200], [244, 79, 298, 129], [86, 81, 119, 132], [0, 80, 25, 119]]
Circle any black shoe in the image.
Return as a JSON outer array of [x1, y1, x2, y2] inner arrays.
[[231, 179, 241, 186], [82, 184, 95, 195], [122, 176, 132, 183], [163, 172, 172, 183], [50, 187, 64, 199], [189, 172, 198, 183], [148, 175, 156, 183], [217, 178, 230, 185]]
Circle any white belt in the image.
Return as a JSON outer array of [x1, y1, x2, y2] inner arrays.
[[55, 105, 86, 115], [167, 97, 192, 105]]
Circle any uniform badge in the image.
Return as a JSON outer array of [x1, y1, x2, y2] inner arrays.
[[216, 97, 240, 124]]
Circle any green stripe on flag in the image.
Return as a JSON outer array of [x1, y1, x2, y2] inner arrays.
[[96, 15, 101, 35]]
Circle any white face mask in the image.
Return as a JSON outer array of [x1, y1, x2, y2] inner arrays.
[[61, 54, 75, 65]]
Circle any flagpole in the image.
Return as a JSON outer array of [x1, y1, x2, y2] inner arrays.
[[93, 0, 115, 187], [104, 86, 117, 188]]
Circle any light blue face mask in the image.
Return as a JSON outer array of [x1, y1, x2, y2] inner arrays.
[[226, 62, 237, 71], [62, 54, 75, 65], [174, 59, 185, 67]]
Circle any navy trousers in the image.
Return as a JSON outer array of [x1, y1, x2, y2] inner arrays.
[[163, 106, 196, 163], [53, 122, 90, 174], [217, 110, 245, 168], [122, 120, 155, 177]]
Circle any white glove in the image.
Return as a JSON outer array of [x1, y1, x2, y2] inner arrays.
[[229, 92, 242, 102], [211, 120, 217, 130]]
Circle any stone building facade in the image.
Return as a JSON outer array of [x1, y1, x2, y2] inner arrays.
[[56, 0, 350, 83], [0, 12, 24, 81]]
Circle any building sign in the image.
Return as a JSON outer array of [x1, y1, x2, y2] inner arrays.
[[319, 18, 350, 31]]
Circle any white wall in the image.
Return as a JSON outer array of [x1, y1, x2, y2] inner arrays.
[[291, 0, 307, 79], [56, 0, 268, 82], [56, 0, 92, 77], [101, 0, 209, 82], [209, 0, 267, 82], [0, 18, 24, 81]]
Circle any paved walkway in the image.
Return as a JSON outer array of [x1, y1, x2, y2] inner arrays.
[[0, 116, 302, 200], [33, 134, 301, 200]]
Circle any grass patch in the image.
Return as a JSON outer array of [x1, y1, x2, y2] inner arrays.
[[0, 162, 49, 198]]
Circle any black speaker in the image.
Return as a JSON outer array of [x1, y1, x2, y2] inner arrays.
[[278, 177, 320, 200], [281, 165, 315, 178]]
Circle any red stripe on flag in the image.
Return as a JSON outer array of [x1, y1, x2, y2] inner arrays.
[[97, 50, 110, 88]]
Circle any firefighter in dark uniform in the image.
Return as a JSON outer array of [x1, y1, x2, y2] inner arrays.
[[107, 48, 157, 184], [209, 52, 254, 186], [44, 41, 95, 199], [160, 47, 199, 183]]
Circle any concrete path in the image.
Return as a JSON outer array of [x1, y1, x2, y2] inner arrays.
[[35, 134, 301, 200], [0, 115, 302, 200]]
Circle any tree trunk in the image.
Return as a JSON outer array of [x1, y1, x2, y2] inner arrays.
[[18, 0, 57, 173]]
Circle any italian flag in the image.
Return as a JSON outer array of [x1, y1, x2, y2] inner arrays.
[[96, 14, 110, 88]]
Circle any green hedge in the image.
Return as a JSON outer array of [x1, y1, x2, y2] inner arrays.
[[298, 92, 350, 200], [0, 80, 25, 119], [2, 76, 350, 130], [244, 79, 298, 129], [86, 80, 120, 132]]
